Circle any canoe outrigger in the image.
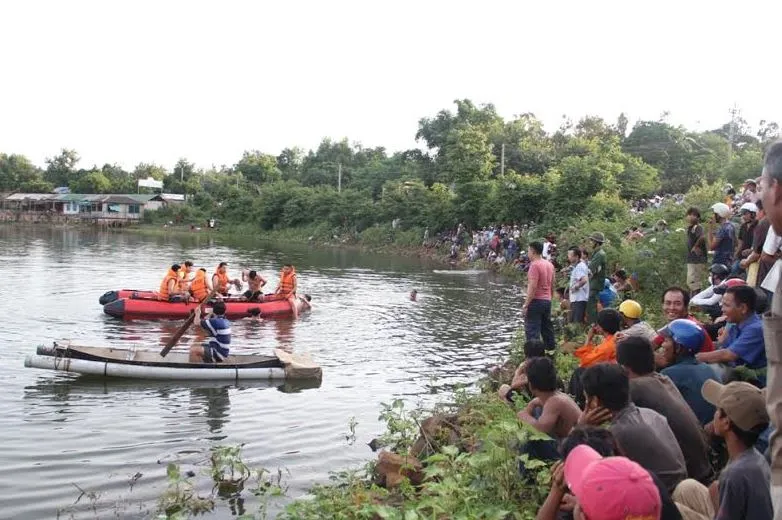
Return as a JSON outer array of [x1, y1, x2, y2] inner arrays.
[[25, 341, 322, 382]]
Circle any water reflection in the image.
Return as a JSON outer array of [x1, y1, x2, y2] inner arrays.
[[190, 386, 232, 437], [3, 226, 520, 519]]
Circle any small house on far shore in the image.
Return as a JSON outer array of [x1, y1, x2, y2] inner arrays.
[[0, 192, 169, 225]]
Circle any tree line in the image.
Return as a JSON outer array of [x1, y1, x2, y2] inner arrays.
[[1, 100, 778, 233]]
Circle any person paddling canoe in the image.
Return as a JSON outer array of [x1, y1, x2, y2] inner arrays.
[[189, 300, 231, 363], [159, 264, 187, 302], [212, 262, 241, 297], [242, 270, 267, 302], [274, 263, 299, 318]]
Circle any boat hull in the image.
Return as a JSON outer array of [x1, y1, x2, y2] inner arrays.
[[103, 295, 303, 320], [25, 342, 322, 381], [25, 354, 287, 380]]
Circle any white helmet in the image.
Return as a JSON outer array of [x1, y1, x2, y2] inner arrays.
[[740, 202, 758, 214], [711, 202, 732, 219]]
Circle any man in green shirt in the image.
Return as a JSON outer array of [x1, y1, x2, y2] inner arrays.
[[587, 232, 607, 323]]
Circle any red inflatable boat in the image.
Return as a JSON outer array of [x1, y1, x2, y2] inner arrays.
[[103, 293, 306, 320]]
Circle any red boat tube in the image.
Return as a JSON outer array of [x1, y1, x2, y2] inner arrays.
[[103, 294, 303, 320]]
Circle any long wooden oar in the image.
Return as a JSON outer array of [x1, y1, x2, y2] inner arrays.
[[160, 290, 217, 357]]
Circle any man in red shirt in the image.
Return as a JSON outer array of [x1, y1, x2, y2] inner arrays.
[[523, 241, 555, 350]]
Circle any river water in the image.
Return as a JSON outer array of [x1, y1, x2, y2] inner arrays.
[[0, 226, 522, 519]]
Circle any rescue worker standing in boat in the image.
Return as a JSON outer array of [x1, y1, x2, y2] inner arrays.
[[242, 270, 267, 302], [275, 263, 299, 318], [159, 264, 187, 302], [212, 262, 241, 297], [189, 300, 231, 363]]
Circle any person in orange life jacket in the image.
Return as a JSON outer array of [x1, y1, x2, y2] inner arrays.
[[189, 300, 231, 363], [159, 264, 187, 302], [178, 260, 194, 292], [275, 263, 299, 318], [242, 270, 267, 302], [212, 262, 241, 297], [188, 268, 212, 301]]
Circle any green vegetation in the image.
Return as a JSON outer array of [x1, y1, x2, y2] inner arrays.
[[2, 102, 777, 242], [33, 102, 778, 518]]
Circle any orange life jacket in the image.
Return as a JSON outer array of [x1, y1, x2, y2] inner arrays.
[[278, 268, 297, 295], [159, 269, 179, 300], [190, 270, 209, 300], [214, 267, 230, 293]]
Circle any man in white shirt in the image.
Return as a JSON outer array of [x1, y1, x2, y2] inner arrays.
[[567, 246, 589, 324], [761, 225, 782, 308]]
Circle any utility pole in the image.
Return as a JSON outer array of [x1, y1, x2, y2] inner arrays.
[[338, 163, 342, 193], [500, 144, 505, 176], [180, 164, 184, 182], [728, 104, 739, 158]]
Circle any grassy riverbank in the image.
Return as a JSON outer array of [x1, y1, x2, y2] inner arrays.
[[122, 221, 468, 266]]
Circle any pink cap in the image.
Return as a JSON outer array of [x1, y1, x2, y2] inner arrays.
[[564, 445, 661, 520]]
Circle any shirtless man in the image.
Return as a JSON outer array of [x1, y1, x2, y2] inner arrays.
[[498, 340, 548, 403], [242, 270, 267, 302], [516, 357, 582, 439]]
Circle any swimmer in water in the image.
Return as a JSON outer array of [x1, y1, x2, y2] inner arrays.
[[410, 289, 418, 301]]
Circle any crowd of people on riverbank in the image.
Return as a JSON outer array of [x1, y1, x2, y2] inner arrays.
[[497, 141, 782, 519]]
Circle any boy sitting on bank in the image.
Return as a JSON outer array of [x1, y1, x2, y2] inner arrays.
[[517, 356, 581, 441]]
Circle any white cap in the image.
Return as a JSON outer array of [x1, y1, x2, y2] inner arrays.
[[740, 202, 758, 213], [711, 202, 732, 218]]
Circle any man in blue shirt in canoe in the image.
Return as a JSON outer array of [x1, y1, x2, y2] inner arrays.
[[696, 285, 766, 375], [189, 300, 231, 363]]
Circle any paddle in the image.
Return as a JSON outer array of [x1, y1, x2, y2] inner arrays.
[[160, 289, 217, 357]]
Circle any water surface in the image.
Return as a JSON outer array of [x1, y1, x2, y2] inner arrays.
[[0, 226, 521, 518]]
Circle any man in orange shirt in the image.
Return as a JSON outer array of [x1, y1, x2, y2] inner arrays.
[[574, 309, 623, 368], [569, 309, 623, 408]]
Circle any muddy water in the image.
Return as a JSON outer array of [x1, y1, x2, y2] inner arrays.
[[0, 226, 521, 518]]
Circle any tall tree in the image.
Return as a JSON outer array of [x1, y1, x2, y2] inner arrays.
[[277, 147, 304, 181], [234, 150, 282, 184], [439, 124, 496, 184], [623, 121, 692, 192], [44, 148, 80, 187], [0, 153, 44, 191]]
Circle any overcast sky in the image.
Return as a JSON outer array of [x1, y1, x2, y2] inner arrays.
[[1, 0, 780, 171]]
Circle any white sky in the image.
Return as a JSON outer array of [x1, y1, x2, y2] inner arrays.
[[1, 0, 780, 171]]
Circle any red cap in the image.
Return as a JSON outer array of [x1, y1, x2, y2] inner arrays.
[[564, 445, 661, 520]]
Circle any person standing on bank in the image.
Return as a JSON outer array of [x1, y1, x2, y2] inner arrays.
[[586, 232, 607, 324], [567, 246, 589, 324], [522, 241, 556, 351], [685, 207, 708, 295], [758, 140, 782, 518]]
